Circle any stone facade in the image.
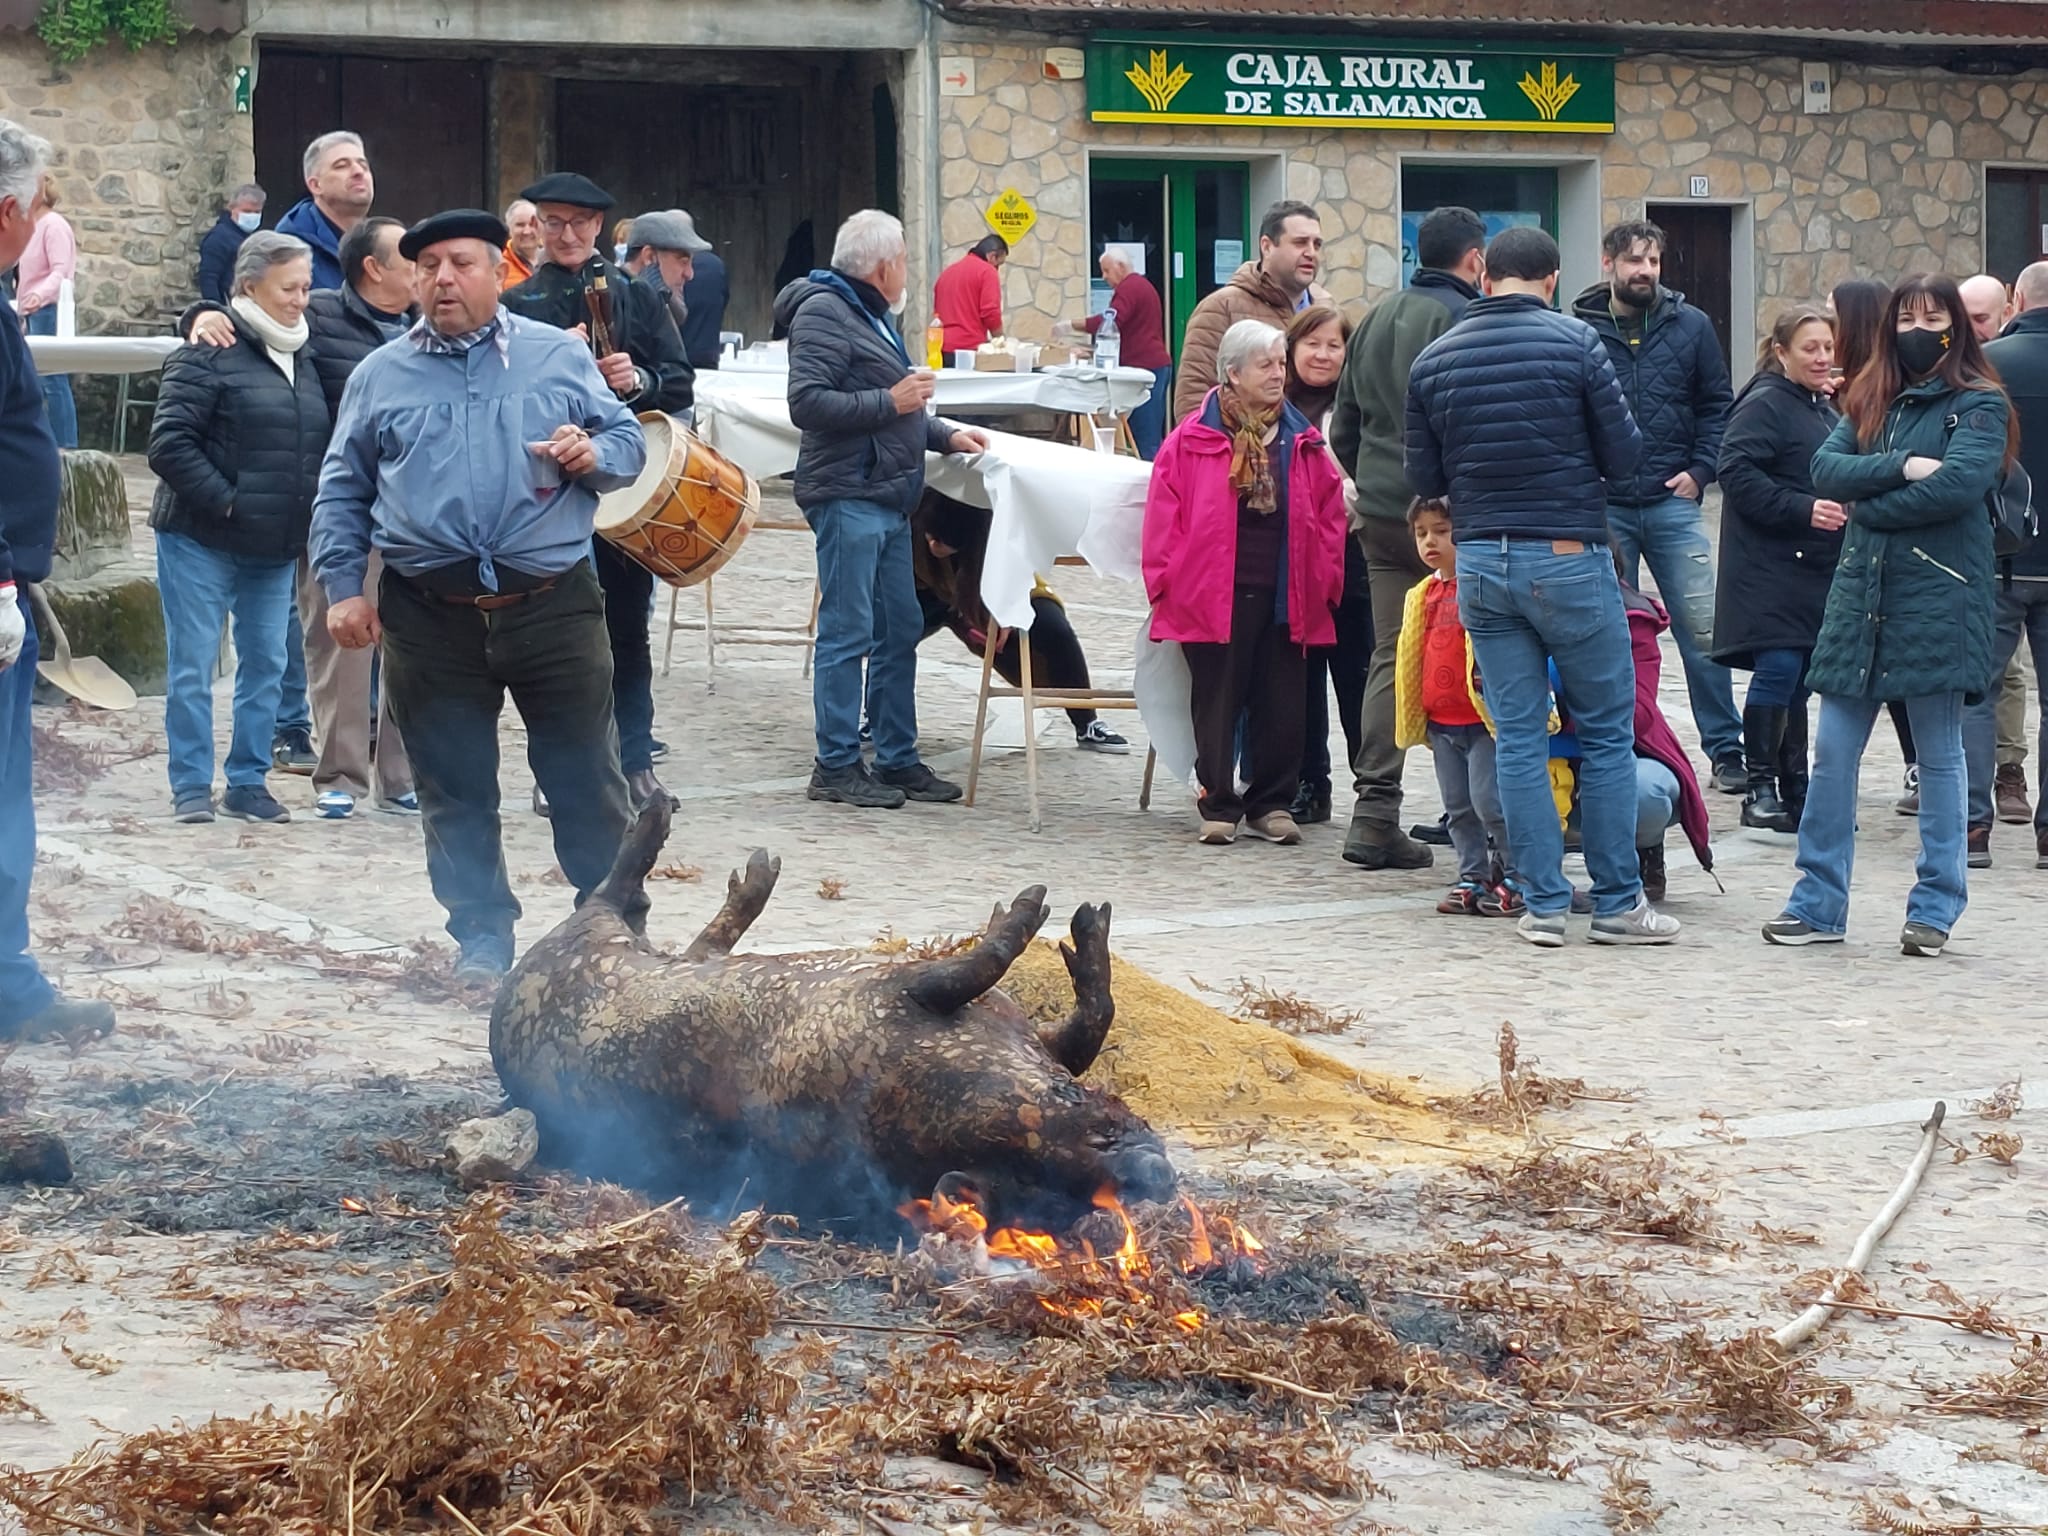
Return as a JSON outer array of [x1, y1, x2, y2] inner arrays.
[[0, 31, 252, 335], [932, 35, 2044, 348]]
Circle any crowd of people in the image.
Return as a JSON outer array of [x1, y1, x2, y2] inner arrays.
[[2, 108, 2042, 1030]]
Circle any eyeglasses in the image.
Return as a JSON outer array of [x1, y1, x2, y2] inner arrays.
[[539, 214, 601, 236]]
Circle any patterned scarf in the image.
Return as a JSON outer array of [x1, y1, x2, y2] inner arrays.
[[409, 304, 513, 368], [1219, 385, 1278, 514]]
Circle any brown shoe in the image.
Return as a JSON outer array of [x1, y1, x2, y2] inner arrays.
[[1198, 819, 1239, 845], [1997, 763, 2032, 825], [1246, 810, 1303, 845]]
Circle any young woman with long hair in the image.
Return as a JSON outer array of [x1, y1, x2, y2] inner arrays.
[[1764, 273, 2014, 956]]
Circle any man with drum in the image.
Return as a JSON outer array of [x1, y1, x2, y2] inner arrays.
[[311, 208, 648, 984], [503, 172, 691, 812]]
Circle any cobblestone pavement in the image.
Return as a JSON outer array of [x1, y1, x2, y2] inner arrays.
[[4, 484, 2045, 1533]]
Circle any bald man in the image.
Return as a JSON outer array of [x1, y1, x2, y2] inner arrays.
[[1960, 273, 2014, 344], [1960, 272, 2032, 820], [1968, 259, 2048, 860]]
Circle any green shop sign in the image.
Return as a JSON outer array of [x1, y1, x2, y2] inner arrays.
[[1086, 36, 1615, 134]]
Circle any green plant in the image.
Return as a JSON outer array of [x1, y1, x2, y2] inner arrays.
[[37, 0, 180, 67]]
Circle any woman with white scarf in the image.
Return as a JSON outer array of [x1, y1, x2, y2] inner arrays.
[[148, 230, 329, 825]]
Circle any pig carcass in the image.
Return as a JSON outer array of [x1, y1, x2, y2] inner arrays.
[[489, 799, 1176, 1230]]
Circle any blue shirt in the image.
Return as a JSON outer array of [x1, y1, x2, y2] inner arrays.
[[273, 199, 345, 293], [310, 311, 646, 601]]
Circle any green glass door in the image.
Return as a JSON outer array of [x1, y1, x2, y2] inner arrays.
[[1089, 159, 1251, 360]]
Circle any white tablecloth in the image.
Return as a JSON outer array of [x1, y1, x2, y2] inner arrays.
[[696, 362, 1154, 419], [28, 335, 181, 376]]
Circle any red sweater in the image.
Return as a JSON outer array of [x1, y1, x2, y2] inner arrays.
[[1083, 272, 1171, 371], [933, 252, 1003, 352]]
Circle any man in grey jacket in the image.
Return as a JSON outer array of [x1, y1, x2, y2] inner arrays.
[[774, 210, 987, 809]]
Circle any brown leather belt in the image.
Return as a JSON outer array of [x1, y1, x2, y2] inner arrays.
[[438, 576, 560, 611]]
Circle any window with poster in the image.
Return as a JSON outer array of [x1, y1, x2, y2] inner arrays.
[[1399, 164, 1558, 288], [1088, 158, 1252, 360]]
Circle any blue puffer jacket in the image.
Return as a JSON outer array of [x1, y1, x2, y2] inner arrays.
[[1572, 284, 1732, 506], [1404, 293, 1642, 545]]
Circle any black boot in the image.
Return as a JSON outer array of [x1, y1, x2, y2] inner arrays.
[[1739, 703, 1795, 833], [1777, 701, 1810, 829]]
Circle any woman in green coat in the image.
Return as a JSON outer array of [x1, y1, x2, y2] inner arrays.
[[1763, 272, 2013, 958]]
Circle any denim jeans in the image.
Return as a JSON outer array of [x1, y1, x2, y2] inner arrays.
[[808, 496, 922, 772], [1964, 581, 2048, 831], [1128, 364, 1171, 461], [1785, 691, 1968, 936], [1607, 494, 1742, 764], [24, 306, 76, 449], [1458, 537, 1641, 918], [1635, 757, 1680, 846], [156, 530, 296, 799], [1428, 720, 1507, 884], [0, 588, 56, 1031], [275, 579, 311, 738], [1747, 647, 1811, 712]]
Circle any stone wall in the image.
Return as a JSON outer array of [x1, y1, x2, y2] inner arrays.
[[933, 34, 2047, 340], [0, 29, 251, 336]]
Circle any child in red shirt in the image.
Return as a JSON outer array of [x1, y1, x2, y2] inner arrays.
[[1394, 498, 1514, 915]]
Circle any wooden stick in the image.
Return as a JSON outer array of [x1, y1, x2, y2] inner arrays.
[[1771, 1101, 1945, 1351], [1787, 1294, 2018, 1336]]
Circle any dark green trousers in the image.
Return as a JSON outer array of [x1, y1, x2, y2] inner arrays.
[[379, 559, 641, 944]]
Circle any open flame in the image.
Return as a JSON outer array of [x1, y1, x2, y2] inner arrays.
[[898, 1186, 1266, 1331]]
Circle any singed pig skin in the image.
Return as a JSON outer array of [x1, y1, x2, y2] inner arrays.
[[489, 799, 1175, 1232]]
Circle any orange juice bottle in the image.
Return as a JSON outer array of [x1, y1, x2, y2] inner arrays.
[[925, 314, 946, 369]]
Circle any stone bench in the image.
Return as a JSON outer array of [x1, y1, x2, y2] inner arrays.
[[32, 449, 167, 696]]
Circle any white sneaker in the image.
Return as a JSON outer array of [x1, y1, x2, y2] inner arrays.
[[1589, 898, 1681, 945], [1517, 911, 1568, 948], [315, 790, 356, 820]]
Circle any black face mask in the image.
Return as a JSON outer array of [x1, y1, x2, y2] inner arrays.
[[1896, 326, 1953, 379]]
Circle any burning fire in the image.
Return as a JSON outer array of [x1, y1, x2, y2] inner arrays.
[[898, 1186, 1266, 1331]]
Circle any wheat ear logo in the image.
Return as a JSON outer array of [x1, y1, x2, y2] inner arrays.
[[1518, 61, 1581, 121], [1125, 49, 1193, 113]]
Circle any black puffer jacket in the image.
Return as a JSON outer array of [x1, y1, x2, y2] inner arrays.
[[147, 311, 330, 562], [775, 269, 959, 515], [1985, 309, 2048, 581], [1572, 284, 1732, 506], [1404, 293, 1641, 545], [1711, 370, 1843, 668]]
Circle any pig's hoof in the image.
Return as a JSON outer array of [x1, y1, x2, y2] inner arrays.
[[1108, 1145, 1177, 1205]]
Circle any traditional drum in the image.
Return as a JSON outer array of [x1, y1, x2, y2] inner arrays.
[[594, 412, 762, 588]]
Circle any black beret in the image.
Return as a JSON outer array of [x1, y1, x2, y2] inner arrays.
[[399, 209, 511, 261], [520, 172, 614, 211]]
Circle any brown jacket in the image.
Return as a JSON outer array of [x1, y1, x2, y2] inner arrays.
[[1171, 261, 1332, 420]]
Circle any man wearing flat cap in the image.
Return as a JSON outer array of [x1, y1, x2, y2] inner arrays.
[[624, 208, 710, 337], [503, 173, 691, 814], [310, 208, 649, 984]]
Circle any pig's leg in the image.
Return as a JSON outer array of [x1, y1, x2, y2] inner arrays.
[[682, 849, 782, 962], [588, 794, 677, 916], [1037, 902, 1115, 1076], [902, 886, 1050, 1014]]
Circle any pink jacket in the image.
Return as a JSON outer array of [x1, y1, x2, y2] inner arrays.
[[16, 212, 76, 312], [1142, 390, 1348, 647], [1624, 588, 1715, 872]]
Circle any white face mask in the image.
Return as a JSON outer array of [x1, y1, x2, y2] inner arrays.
[[888, 291, 908, 316], [613, 243, 628, 264], [233, 211, 261, 233]]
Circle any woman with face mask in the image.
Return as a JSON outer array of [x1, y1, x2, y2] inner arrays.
[[1763, 273, 2014, 957]]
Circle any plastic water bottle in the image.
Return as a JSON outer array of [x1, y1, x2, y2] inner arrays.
[[1093, 307, 1120, 371]]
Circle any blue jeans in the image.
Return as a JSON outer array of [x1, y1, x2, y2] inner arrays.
[[808, 496, 921, 772], [1458, 537, 1641, 918], [1964, 582, 2048, 831], [1747, 647, 1811, 712], [275, 564, 310, 739], [1636, 757, 1680, 846], [24, 306, 76, 449], [156, 530, 297, 799], [1785, 691, 1968, 936], [1129, 364, 1171, 461], [1608, 494, 1742, 764], [1, 588, 56, 1030], [1428, 721, 1507, 885]]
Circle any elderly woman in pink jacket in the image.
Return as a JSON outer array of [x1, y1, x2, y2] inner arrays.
[[1143, 318, 1349, 847]]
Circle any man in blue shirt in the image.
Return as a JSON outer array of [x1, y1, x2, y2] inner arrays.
[[274, 131, 372, 294], [0, 116, 116, 1045], [311, 208, 648, 983]]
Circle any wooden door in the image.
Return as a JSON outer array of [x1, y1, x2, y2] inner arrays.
[[253, 50, 488, 227], [1646, 203, 1733, 371], [556, 80, 806, 345]]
